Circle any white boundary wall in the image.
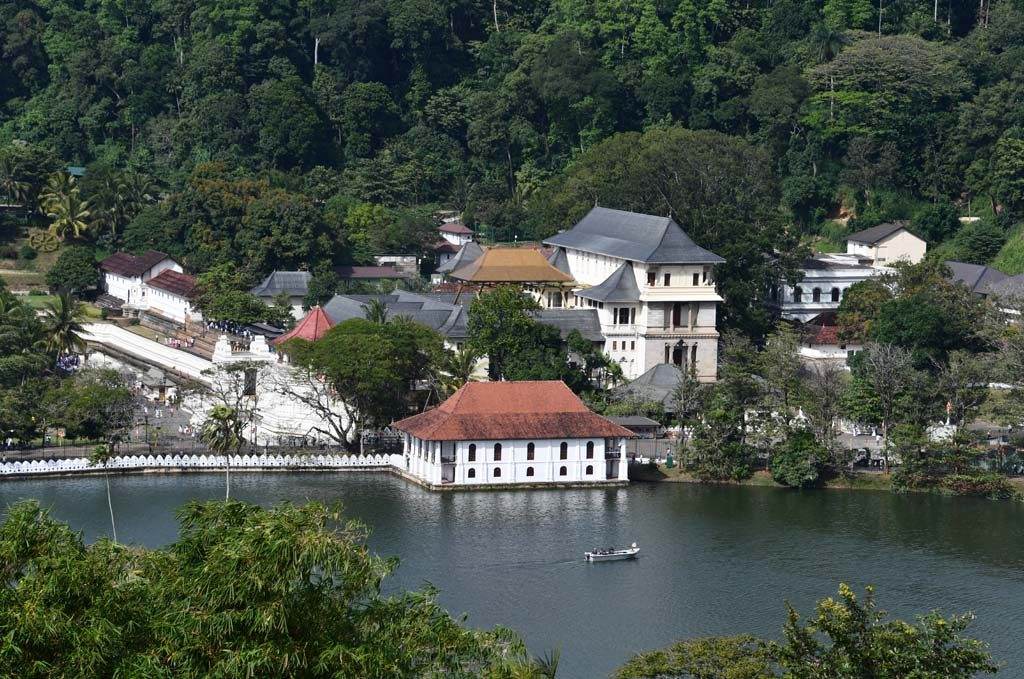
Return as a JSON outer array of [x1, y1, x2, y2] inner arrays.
[[0, 453, 403, 477]]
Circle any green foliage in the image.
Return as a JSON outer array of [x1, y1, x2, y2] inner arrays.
[[991, 229, 1024, 274], [912, 200, 960, 244], [285, 317, 445, 428], [616, 584, 997, 678], [468, 286, 543, 381], [952, 219, 1006, 264], [45, 245, 98, 293], [193, 264, 292, 327], [41, 369, 134, 443], [0, 499, 525, 678], [771, 428, 828, 488]]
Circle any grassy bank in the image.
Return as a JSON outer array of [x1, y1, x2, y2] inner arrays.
[[630, 464, 893, 492]]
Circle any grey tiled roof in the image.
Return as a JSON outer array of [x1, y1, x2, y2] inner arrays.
[[606, 416, 662, 428], [436, 241, 483, 273], [532, 309, 604, 342], [322, 290, 469, 339], [576, 262, 640, 303], [547, 247, 572, 275], [614, 363, 682, 411], [946, 261, 1008, 296], [251, 271, 311, 298], [986, 273, 1024, 299], [543, 206, 724, 264], [846, 221, 909, 245]]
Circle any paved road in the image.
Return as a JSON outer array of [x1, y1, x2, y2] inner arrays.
[[82, 323, 213, 384]]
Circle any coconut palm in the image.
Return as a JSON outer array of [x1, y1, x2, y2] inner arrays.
[[810, 23, 849, 62], [0, 153, 28, 206], [201, 404, 245, 500], [41, 294, 87, 358], [438, 346, 483, 396], [38, 170, 74, 213], [46, 190, 92, 241], [88, 444, 118, 543], [363, 298, 388, 324]]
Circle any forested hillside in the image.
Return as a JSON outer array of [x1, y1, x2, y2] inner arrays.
[[2, 0, 1024, 336]]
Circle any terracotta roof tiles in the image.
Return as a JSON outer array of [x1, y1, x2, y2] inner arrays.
[[146, 269, 196, 297], [100, 250, 171, 278], [392, 381, 634, 441]]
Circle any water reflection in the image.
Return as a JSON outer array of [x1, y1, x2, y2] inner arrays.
[[1, 473, 1022, 678]]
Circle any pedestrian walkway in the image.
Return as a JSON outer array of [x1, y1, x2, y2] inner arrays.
[[82, 323, 213, 384]]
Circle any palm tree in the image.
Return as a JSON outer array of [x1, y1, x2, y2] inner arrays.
[[810, 23, 849, 62], [41, 294, 87, 358], [46, 190, 92, 241], [438, 347, 482, 397], [38, 170, 74, 213], [363, 298, 388, 324], [201, 404, 245, 500], [0, 153, 28, 206], [88, 444, 118, 543]]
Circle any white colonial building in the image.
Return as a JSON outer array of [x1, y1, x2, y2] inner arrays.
[[392, 381, 633, 488], [144, 269, 200, 325], [543, 207, 724, 381], [772, 223, 927, 323], [100, 250, 180, 309]]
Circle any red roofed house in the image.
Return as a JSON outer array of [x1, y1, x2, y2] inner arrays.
[[439, 221, 473, 247], [144, 269, 200, 325], [272, 305, 334, 345], [100, 250, 179, 309], [798, 312, 861, 364], [392, 380, 633, 487]]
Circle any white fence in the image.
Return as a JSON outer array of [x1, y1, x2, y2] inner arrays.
[[0, 453, 401, 477]]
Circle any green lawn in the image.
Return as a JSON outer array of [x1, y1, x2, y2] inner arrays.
[[0, 269, 46, 290], [21, 294, 56, 309]]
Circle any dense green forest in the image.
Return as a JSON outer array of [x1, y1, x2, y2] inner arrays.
[[3, 0, 1024, 336]]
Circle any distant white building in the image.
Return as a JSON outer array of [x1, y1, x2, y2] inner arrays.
[[144, 269, 200, 325], [845, 221, 926, 266], [100, 250, 180, 310], [543, 207, 725, 381], [772, 223, 928, 323], [771, 253, 878, 323], [438, 221, 474, 247], [392, 381, 632, 488]]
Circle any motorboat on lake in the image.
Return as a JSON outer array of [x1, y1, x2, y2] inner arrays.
[[585, 542, 639, 562]]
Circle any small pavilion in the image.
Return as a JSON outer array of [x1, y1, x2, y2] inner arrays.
[[449, 247, 574, 304], [271, 305, 334, 345]]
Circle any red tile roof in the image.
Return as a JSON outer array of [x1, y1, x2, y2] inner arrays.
[[100, 250, 171, 277], [392, 380, 634, 441], [439, 222, 473, 235], [146, 269, 196, 297], [434, 241, 460, 252], [272, 306, 334, 344]]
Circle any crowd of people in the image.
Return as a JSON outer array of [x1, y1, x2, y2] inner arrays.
[[55, 353, 80, 373]]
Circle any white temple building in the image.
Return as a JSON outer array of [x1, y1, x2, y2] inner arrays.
[[391, 380, 633, 488], [543, 207, 725, 381]]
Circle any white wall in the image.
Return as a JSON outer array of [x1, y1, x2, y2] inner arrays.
[[403, 436, 627, 485]]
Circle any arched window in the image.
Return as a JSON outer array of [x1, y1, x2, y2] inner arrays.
[[493, 443, 502, 461], [812, 288, 821, 302], [559, 466, 568, 477], [585, 465, 593, 475], [559, 442, 568, 460], [494, 468, 501, 478], [467, 468, 476, 479], [793, 287, 803, 303], [586, 441, 594, 459], [527, 442, 535, 461], [468, 444, 476, 462], [831, 287, 841, 303], [526, 467, 535, 477]]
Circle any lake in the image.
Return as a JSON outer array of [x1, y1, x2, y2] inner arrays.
[[2, 471, 1023, 678]]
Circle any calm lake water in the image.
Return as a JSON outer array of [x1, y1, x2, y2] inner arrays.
[[2, 472, 1023, 678]]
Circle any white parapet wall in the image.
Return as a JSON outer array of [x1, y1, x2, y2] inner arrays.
[[0, 453, 404, 477]]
